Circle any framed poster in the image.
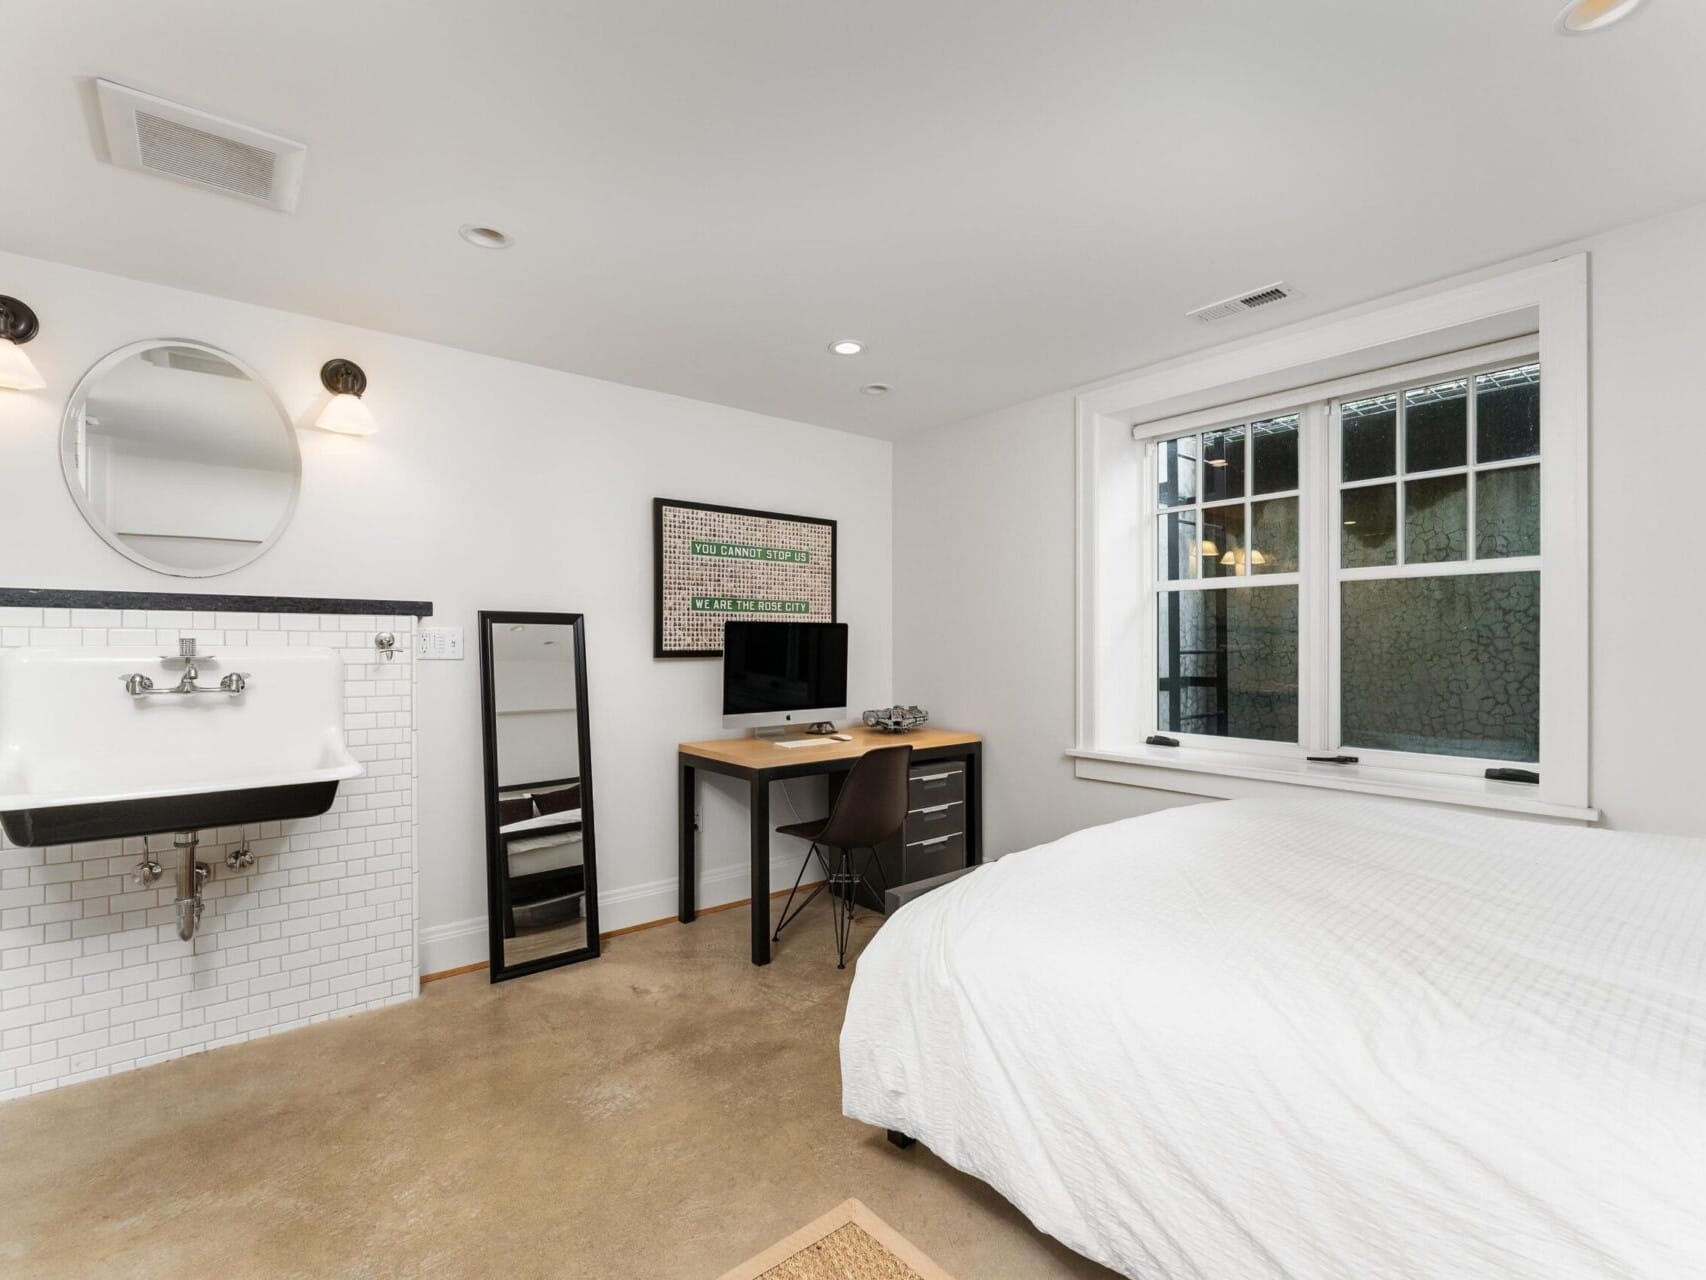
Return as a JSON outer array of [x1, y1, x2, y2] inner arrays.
[[653, 498, 837, 657]]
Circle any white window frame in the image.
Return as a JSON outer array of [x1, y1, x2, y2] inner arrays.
[[1138, 337, 1540, 774], [1072, 256, 1592, 822]]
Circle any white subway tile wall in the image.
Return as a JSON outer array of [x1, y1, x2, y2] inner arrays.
[[0, 609, 418, 1100]]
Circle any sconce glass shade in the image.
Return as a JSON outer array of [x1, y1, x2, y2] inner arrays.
[[314, 392, 377, 436], [0, 339, 45, 391]]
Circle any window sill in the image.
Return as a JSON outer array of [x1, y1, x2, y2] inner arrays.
[[1067, 745, 1599, 823]]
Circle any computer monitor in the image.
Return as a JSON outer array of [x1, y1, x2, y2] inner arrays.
[[721, 621, 849, 731]]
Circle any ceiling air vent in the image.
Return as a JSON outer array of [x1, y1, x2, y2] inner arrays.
[[1187, 281, 1297, 324], [94, 79, 306, 212]]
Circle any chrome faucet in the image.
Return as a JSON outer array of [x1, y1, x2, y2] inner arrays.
[[122, 639, 250, 698]]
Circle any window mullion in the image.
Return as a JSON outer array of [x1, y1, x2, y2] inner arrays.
[[1395, 393, 1408, 568], [1323, 402, 1337, 750], [1466, 368, 1479, 562], [1301, 399, 1330, 754]]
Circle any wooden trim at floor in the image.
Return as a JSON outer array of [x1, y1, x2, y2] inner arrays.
[[417, 879, 827, 985], [419, 960, 488, 985]]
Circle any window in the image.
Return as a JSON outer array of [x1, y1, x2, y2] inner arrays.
[[1141, 346, 1545, 775], [1155, 416, 1301, 743], [1074, 256, 1588, 819], [1335, 363, 1541, 763]]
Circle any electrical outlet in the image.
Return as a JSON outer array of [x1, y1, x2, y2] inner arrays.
[[415, 627, 464, 660]]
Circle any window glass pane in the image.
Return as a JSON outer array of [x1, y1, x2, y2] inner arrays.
[[1404, 378, 1468, 473], [1158, 435, 1198, 508], [1158, 586, 1298, 742], [1476, 364, 1540, 463], [1341, 393, 1397, 482], [1341, 572, 1539, 761], [1199, 503, 1246, 578], [1250, 497, 1298, 574], [1341, 484, 1397, 568], [1404, 474, 1467, 564], [1157, 512, 1201, 581], [1201, 425, 1247, 502], [1475, 465, 1540, 558], [1251, 416, 1299, 494]]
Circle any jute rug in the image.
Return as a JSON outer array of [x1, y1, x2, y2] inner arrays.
[[717, 1198, 958, 1280]]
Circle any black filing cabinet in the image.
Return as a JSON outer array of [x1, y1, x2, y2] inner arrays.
[[855, 757, 972, 904]]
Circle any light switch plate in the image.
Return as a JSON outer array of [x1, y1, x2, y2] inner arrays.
[[416, 627, 464, 660]]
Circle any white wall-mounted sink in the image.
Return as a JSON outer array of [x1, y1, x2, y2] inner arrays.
[[0, 646, 361, 846]]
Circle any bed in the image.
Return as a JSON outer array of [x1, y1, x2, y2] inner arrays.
[[840, 795, 1706, 1279]]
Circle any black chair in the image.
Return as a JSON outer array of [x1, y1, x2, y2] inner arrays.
[[772, 744, 913, 968]]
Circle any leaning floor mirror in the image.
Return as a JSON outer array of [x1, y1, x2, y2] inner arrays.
[[479, 612, 599, 980]]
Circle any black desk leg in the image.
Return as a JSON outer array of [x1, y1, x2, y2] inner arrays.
[[750, 777, 771, 965], [679, 759, 696, 923], [965, 749, 983, 866]]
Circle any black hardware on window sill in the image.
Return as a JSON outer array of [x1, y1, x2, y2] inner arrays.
[[1484, 767, 1540, 785], [1145, 735, 1180, 748], [1307, 755, 1360, 765]]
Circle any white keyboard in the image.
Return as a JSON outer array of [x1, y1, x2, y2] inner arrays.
[[771, 737, 834, 749]]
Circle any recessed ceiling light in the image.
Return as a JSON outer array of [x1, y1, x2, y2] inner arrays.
[[510, 624, 526, 631], [861, 383, 891, 396], [829, 339, 864, 356], [459, 224, 513, 249], [1555, 0, 1648, 34]]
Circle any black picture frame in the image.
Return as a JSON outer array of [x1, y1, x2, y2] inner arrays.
[[652, 497, 838, 659], [479, 610, 600, 982]]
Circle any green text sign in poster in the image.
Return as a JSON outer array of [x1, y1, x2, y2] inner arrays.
[[689, 597, 811, 614], [689, 539, 811, 564]]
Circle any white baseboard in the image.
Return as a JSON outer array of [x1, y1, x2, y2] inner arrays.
[[417, 854, 821, 977], [418, 915, 489, 976]]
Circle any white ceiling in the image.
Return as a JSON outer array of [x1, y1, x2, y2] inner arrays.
[[3, 0, 1704, 439]]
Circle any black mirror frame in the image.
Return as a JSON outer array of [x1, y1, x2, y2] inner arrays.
[[479, 610, 600, 981]]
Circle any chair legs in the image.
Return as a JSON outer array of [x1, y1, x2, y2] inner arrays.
[[773, 842, 887, 968], [773, 843, 833, 942], [829, 846, 890, 969], [829, 847, 854, 969]]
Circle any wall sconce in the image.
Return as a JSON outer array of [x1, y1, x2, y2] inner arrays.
[[0, 296, 45, 392], [313, 358, 377, 436]]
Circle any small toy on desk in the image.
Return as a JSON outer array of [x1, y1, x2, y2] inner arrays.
[[862, 705, 929, 733]]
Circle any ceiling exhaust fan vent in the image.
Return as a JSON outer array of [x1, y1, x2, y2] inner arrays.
[[1187, 281, 1298, 324], [95, 79, 306, 212]]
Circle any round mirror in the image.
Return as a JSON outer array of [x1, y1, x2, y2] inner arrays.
[[60, 341, 301, 577]]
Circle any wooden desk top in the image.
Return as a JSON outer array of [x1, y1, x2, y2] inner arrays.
[[678, 725, 981, 771]]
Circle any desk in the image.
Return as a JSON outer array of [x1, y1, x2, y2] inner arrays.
[[678, 726, 983, 964]]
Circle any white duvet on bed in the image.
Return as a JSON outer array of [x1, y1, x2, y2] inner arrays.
[[841, 796, 1706, 1279]]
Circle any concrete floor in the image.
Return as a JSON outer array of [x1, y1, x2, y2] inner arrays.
[[0, 898, 1117, 1280]]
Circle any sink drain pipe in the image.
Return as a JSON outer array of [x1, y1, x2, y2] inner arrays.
[[173, 832, 210, 941]]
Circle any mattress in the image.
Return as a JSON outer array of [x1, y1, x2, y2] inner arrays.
[[506, 829, 582, 878], [840, 796, 1706, 1279]]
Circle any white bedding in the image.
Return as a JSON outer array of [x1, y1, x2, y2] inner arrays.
[[841, 796, 1706, 1279]]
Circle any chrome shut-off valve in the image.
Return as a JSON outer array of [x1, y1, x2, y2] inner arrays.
[[132, 838, 163, 888]]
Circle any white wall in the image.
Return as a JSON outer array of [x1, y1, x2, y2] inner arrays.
[[895, 200, 1706, 855], [0, 249, 893, 972]]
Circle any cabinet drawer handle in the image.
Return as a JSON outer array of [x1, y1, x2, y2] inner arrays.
[[915, 802, 958, 815], [914, 770, 962, 784], [912, 835, 953, 848]]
